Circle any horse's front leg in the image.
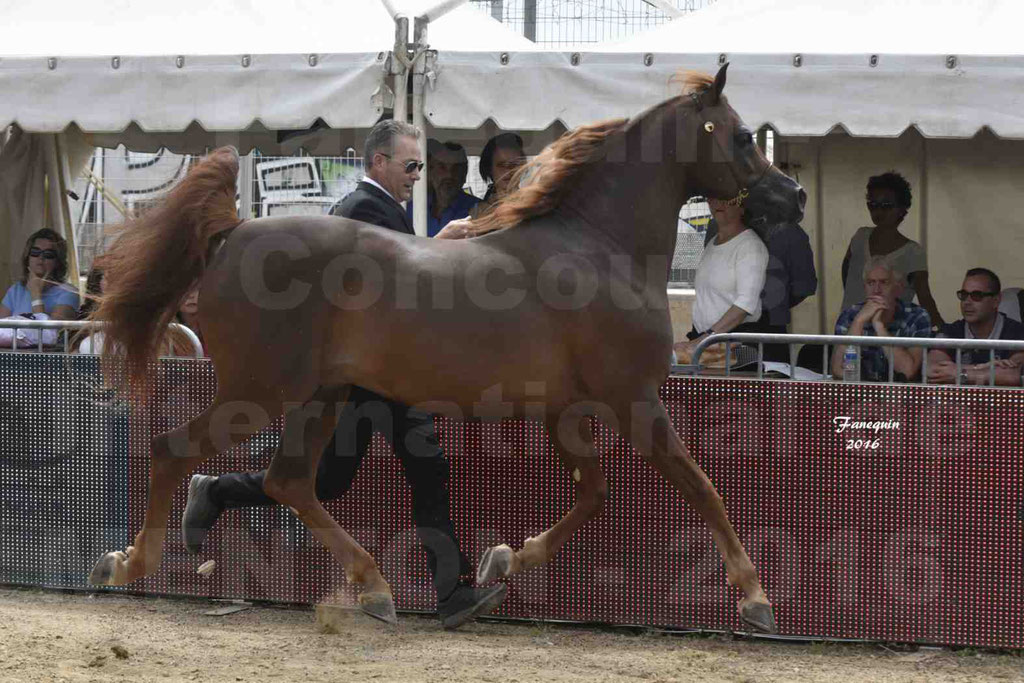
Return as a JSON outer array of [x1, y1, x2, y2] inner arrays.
[[625, 393, 776, 633], [261, 386, 396, 625], [478, 415, 608, 583]]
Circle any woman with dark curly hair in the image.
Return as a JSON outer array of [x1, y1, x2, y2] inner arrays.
[[0, 228, 79, 320], [839, 171, 943, 326]]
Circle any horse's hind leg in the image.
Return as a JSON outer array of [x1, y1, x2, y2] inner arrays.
[[89, 387, 280, 586], [624, 394, 776, 634], [261, 385, 397, 624], [478, 414, 608, 583]]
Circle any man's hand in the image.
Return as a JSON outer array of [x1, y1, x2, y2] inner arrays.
[[435, 218, 474, 240], [854, 296, 886, 327], [927, 359, 959, 384]]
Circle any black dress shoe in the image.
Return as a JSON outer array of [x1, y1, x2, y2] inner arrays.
[[182, 474, 223, 555], [436, 583, 507, 630]]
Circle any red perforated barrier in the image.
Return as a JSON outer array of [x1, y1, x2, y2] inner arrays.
[[128, 363, 1024, 647]]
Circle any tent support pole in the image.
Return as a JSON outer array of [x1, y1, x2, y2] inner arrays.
[[393, 15, 410, 123], [411, 17, 429, 237]]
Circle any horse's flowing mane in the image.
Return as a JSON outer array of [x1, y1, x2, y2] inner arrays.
[[92, 148, 241, 398], [464, 69, 714, 236]]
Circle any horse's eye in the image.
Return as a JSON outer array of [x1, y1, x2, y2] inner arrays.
[[704, 122, 715, 133], [737, 131, 754, 146]]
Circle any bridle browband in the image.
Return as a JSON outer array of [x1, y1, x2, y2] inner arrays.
[[688, 91, 773, 207]]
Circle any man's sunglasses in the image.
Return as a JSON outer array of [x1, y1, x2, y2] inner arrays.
[[380, 154, 424, 174], [29, 248, 58, 260], [956, 289, 998, 302], [866, 200, 899, 210]]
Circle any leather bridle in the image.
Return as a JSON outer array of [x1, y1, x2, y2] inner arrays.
[[689, 91, 773, 207]]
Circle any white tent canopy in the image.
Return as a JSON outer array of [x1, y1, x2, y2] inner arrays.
[[0, 0, 535, 284], [424, 0, 1024, 139], [0, 0, 534, 144]]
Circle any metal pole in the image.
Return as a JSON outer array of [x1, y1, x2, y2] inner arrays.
[[524, 0, 537, 42], [238, 152, 253, 219], [411, 17, 429, 237], [393, 15, 410, 124], [491, 0, 503, 21], [420, 0, 470, 23]]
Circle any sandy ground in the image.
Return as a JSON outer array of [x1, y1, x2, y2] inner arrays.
[[0, 586, 1020, 683]]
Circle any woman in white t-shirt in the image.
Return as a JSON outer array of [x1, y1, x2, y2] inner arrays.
[[674, 196, 769, 361]]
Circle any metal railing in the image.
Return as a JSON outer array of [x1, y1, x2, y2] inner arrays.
[[683, 332, 1024, 387], [0, 320, 204, 358]]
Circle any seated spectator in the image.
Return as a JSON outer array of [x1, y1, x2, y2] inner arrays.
[[704, 219, 817, 362], [830, 257, 931, 381], [839, 171, 944, 327], [673, 195, 769, 362], [78, 275, 204, 357], [926, 269, 1024, 386], [406, 139, 480, 237], [471, 133, 527, 218], [166, 284, 205, 357], [0, 228, 79, 321]]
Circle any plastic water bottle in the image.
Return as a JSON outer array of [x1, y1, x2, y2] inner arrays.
[[842, 345, 860, 382]]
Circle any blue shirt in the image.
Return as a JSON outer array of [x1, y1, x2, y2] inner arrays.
[[407, 191, 480, 237], [834, 300, 931, 381], [2, 281, 80, 316]]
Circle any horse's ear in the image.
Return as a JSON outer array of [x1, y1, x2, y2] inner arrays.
[[712, 63, 729, 103]]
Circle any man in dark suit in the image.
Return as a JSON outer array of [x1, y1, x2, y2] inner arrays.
[[181, 119, 506, 629]]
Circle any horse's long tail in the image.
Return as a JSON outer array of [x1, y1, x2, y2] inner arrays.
[[93, 147, 241, 398]]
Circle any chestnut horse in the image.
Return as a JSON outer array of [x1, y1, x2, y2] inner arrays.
[[88, 65, 804, 633]]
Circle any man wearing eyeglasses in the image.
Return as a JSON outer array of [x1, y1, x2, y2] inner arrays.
[[181, 119, 507, 629], [927, 268, 1024, 386]]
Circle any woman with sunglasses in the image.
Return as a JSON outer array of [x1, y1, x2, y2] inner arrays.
[[839, 171, 944, 327], [0, 228, 79, 321]]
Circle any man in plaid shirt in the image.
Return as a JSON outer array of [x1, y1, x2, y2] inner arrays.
[[830, 257, 931, 381]]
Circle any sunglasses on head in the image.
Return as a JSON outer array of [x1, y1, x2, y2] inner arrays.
[[956, 289, 997, 302], [29, 247, 58, 260], [866, 200, 898, 210], [381, 154, 424, 174]]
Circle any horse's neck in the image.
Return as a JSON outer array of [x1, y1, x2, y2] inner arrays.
[[562, 159, 687, 265]]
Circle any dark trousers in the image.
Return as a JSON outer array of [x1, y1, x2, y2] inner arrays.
[[211, 386, 469, 600]]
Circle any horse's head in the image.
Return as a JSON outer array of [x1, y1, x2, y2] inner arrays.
[[681, 64, 805, 234]]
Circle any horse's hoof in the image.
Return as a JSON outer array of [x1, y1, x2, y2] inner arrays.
[[358, 592, 398, 625], [739, 599, 778, 634], [476, 544, 516, 584], [88, 550, 129, 586]]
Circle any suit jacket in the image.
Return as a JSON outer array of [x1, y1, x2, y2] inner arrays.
[[330, 181, 413, 235]]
